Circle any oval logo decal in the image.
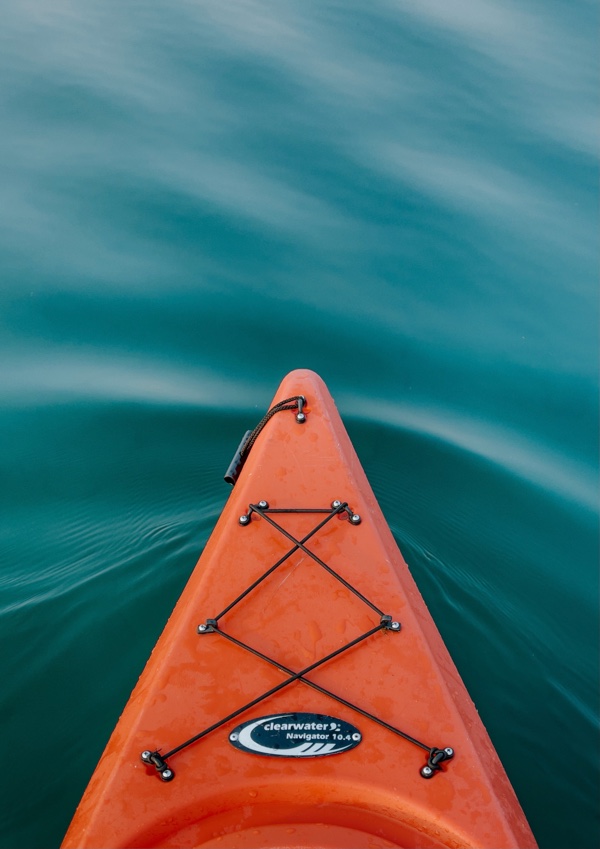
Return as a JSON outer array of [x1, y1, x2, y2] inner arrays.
[[229, 712, 362, 758]]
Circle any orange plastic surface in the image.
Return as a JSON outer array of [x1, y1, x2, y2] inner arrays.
[[62, 370, 537, 849]]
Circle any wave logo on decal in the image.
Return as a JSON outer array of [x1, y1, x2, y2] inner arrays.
[[229, 712, 362, 758]]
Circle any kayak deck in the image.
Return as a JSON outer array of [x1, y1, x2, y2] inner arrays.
[[62, 369, 537, 849]]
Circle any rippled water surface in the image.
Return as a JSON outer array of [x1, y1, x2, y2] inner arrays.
[[1, 2, 598, 847]]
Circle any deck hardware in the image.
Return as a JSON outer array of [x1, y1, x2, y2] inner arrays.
[[143, 502, 452, 781], [341, 504, 361, 522], [380, 615, 401, 631], [420, 746, 454, 778], [295, 396, 307, 423], [140, 750, 175, 782]]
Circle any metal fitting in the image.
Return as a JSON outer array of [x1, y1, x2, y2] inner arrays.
[[296, 397, 306, 423]]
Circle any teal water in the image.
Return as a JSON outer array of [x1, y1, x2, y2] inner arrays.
[[1, 2, 598, 847]]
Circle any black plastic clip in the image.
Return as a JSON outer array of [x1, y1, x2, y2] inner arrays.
[[197, 619, 218, 634], [420, 746, 455, 778], [381, 614, 402, 631]]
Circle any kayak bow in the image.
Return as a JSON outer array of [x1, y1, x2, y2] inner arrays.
[[62, 369, 537, 849]]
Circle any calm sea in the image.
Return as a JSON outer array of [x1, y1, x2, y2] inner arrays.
[[1, 2, 598, 847]]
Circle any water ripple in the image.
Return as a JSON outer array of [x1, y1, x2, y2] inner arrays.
[[346, 395, 597, 514]]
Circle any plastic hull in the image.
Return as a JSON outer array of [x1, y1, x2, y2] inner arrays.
[[62, 369, 537, 849]]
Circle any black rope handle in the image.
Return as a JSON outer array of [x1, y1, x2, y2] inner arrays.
[[224, 395, 306, 485]]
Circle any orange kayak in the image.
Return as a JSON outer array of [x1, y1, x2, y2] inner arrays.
[[62, 369, 537, 849]]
